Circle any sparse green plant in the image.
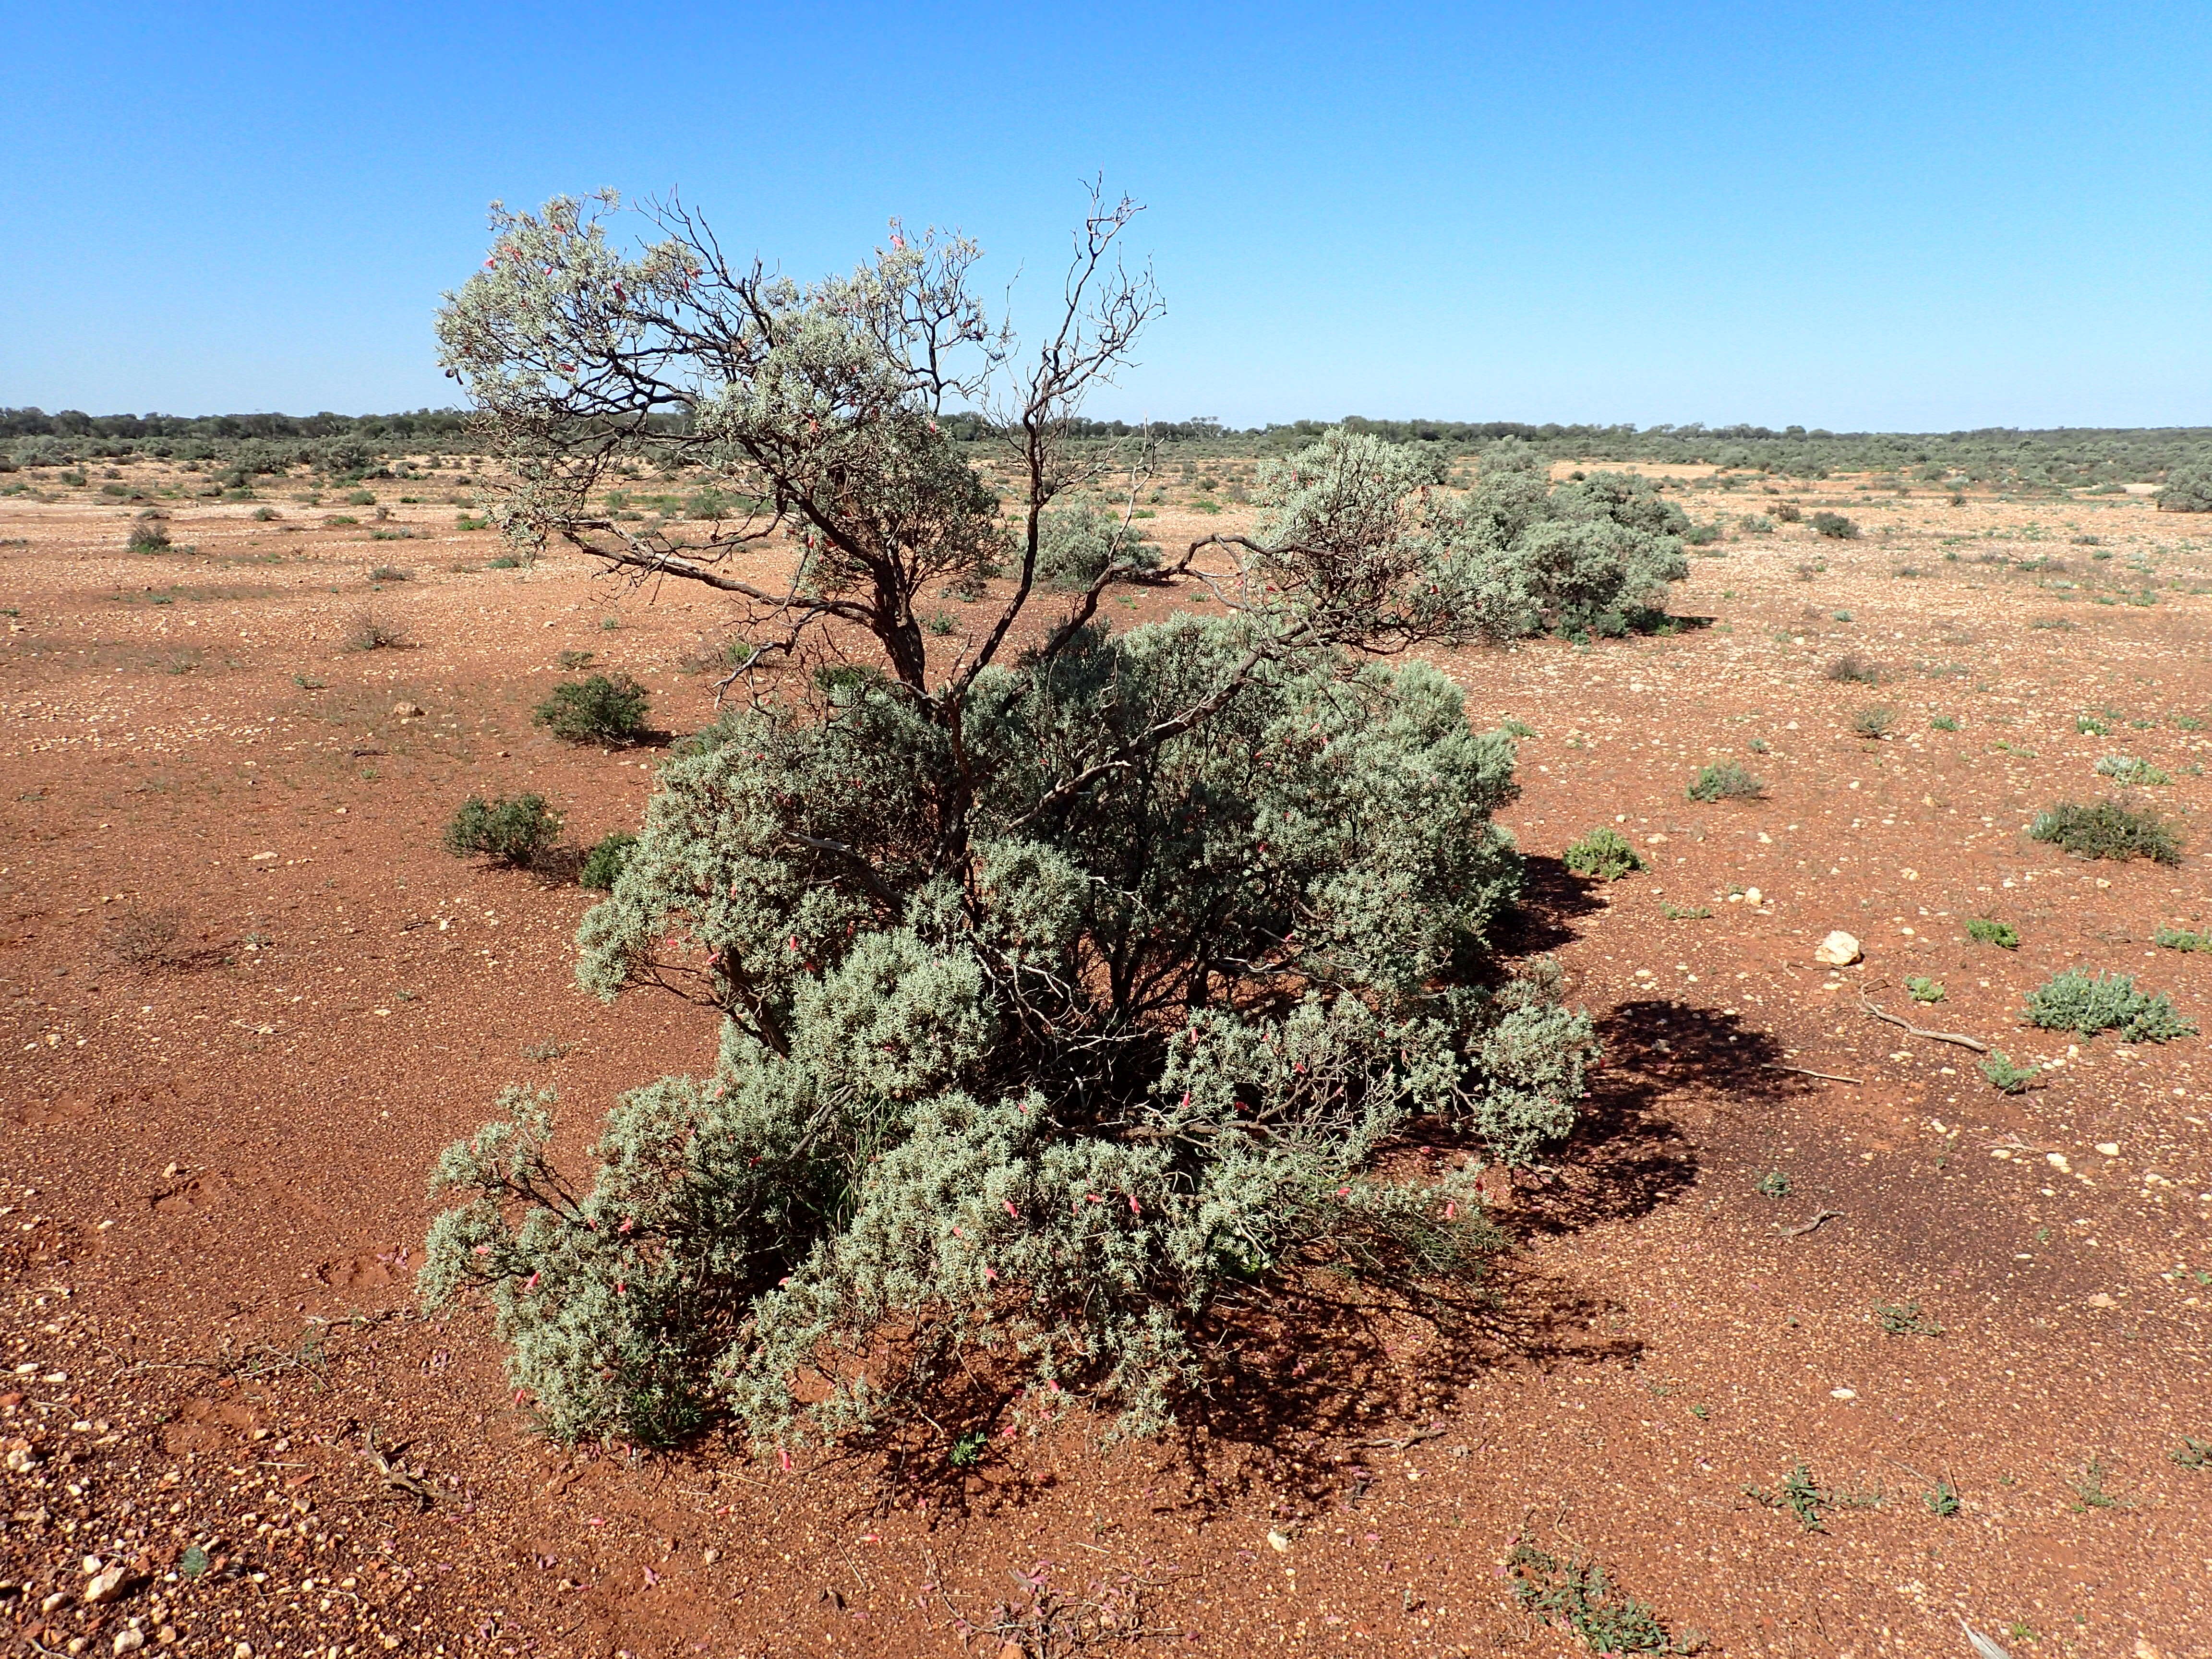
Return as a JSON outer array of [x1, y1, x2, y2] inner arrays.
[[2176, 715, 2205, 732], [252, 505, 279, 521], [1772, 502, 1801, 523], [1930, 714, 1959, 731], [1746, 736, 1769, 753], [2153, 925, 2212, 953], [126, 516, 171, 553], [1981, 1050, 2038, 1093], [418, 194, 1599, 1451], [555, 649, 597, 669], [1905, 975, 1945, 1004], [345, 608, 409, 651], [1826, 654, 1884, 685], [2076, 713, 2111, 735], [2068, 1454, 2128, 1510], [1966, 918, 2020, 949], [1875, 1300, 1943, 1337], [1505, 1536, 1700, 1655], [2023, 969, 2194, 1043], [1754, 1170, 1791, 1199], [533, 673, 650, 745], [1497, 718, 1536, 738], [1747, 1463, 1831, 1531], [346, 488, 377, 506], [947, 1429, 989, 1469], [1923, 1480, 1962, 1516], [1687, 761, 1763, 803], [2092, 754, 2169, 786], [1851, 705, 1897, 739], [488, 553, 523, 569], [442, 793, 563, 867], [523, 1040, 573, 1062], [2171, 1437, 2212, 1470], [368, 564, 412, 583], [578, 831, 638, 890], [1659, 901, 1711, 920], [926, 608, 958, 635], [2029, 799, 2182, 864], [1831, 609, 1854, 622], [1809, 511, 1858, 540], [1562, 826, 1646, 881], [326, 514, 360, 527]]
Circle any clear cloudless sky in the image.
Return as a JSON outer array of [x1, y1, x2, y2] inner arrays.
[[2, 0, 2207, 430]]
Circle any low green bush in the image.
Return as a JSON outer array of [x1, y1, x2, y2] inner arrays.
[[2154, 925, 2212, 953], [1965, 918, 2020, 949], [1981, 1050, 2037, 1093], [2024, 970, 2195, 1043], [1561, 826, 1646, 881], [2029, 799, 2182, 864], [125, 517, 170, 553], [533, 673, 650, 744], [579, 830, 638, 890], [1826, 654, 1885, 685], [443, 793, 563, 867], [1852, 705, 1897, 739], [1687, 761, 1763, 802], [1809, 511, 1859, 540], [2092, 755, 2169, 786], [1905, 975, 1945, 1003]]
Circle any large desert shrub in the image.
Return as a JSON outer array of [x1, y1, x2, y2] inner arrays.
[[533, 672, 650, 744], [421, 192, 1599, 1451], [2156, 466, 2212, 513], [1035, 501, 1158, 589]]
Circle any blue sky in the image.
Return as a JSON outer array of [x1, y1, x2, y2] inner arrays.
[[2, 0, 2207, 430]]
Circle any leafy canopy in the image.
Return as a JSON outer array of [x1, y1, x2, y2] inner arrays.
[[422, 191, 1600, 1450]]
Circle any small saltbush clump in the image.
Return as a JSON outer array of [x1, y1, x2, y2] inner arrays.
[[533, 673, 650, 744], [2092, 755, 2170, 786], [443, 793, 563, 867], [1687, 761, 1763, 802], [2154, 924, 2212, 953], [126, 515, 171, 553], [1809, 511, 1859, 539], [2029, 799, 2182, 864], [2024, 970, 2195, 1043], [578, 830, 637, 890], [1966, 918, 2020, 949], [1981, 1050, 2037, 1093], [1562, 826, 1645, 881], [1034, 502, 1159, 589]]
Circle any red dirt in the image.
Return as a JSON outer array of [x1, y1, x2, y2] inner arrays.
[[3, 465, 2209, 1658]]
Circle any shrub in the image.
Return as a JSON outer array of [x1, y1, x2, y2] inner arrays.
[[443, 794, 563, 867], [2153, 925, 2212, 953], [2092, 754, 2169, 786], [2029, 799, 2182, 864], [1561, 826, 1645, 881], [368, 564, 413, 583], [1851, 705, 1896, 739], [1772, 502, 1802, 523], [126, 517, 171, 553], [2023, 970, 2195, 1043], [1905, 975, 1945, 1003], [1808, 511, 1859, 539], [1826, 654, 1885, 685], [1034, 501, 1159, 589], [345, 488, 377, 506], [578, 830, 638, 890], [420, 196, 1601, 1453], [1929, 714, 1959, 732], [1687, 761, 1763, 802], [2155, 466, 2212, 513], [1982, 1050, 2037, 1093], [1966, 918, 2020, 949], [345, 608, 409, 650], [252, 505, 279, 521], [533, 673, 650, 744]]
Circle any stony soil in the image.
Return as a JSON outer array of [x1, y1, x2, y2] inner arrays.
[[2, 458, 2209, 1659]]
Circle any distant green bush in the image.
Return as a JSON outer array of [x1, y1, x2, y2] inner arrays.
[[1981, 1050, 2037, 1093], [1809, 511, 1859, 540], [1905, 975, 1945, 1003], [2092, 755, 2169, 786], [1561, 826, 1645, 881], [1687, 761, 1763, 802], [1034, 502, 1159, 589], [2024, 970, 2194, 1043], [533, 673, 650, 744], [578, 831, 638, 890], [2155, 466, 2212, 513], [125, 516, 170, 553], [1965, 918, 2020, 949], [1851, 706, 1896, 739], [2029, 799, 2182, 864], [2154, 925, 2212, 953], [443, 793, 563, 867]]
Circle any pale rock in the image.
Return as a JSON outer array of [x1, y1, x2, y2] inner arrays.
[[392, 702, 425, 719], [1814, 930, 1863, 966], [84, 1563, 131, 1604], [1743, 886, 1762, 905]]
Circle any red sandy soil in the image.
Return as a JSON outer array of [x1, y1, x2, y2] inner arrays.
[[2, 461, 2209, 1659]]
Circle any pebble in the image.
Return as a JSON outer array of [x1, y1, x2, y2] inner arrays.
[[1814, 930, 1863, 966]]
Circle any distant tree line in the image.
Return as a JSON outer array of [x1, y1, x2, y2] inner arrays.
[[6, 402, 2211, 493]]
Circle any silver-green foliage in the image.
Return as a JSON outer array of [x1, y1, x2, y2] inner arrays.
[[422, 192, 1599, 1451], [2023, 969, 2194, 1043]]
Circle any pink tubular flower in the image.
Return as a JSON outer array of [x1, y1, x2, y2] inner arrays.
[[983, 1266, 998, 1281], [1128, 1195, 1141, 1214], [1444, 1201, 1458, 1220], [1003, 1200, 1019, 1218]]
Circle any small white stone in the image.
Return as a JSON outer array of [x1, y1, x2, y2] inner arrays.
[[2095, 1142, 2120, 1157], [1743, 886, 1762, 905], [1814, 930, 1863, 966], [1266, 1529, 1293, 1553], [1830, 1388, 1857, 1400]]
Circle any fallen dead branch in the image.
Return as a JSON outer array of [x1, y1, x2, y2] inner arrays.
[[1860, 998, 1989, 1053], [1760, 1063, 1862, 1084], [1777, 1209, 1845, 1238]]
